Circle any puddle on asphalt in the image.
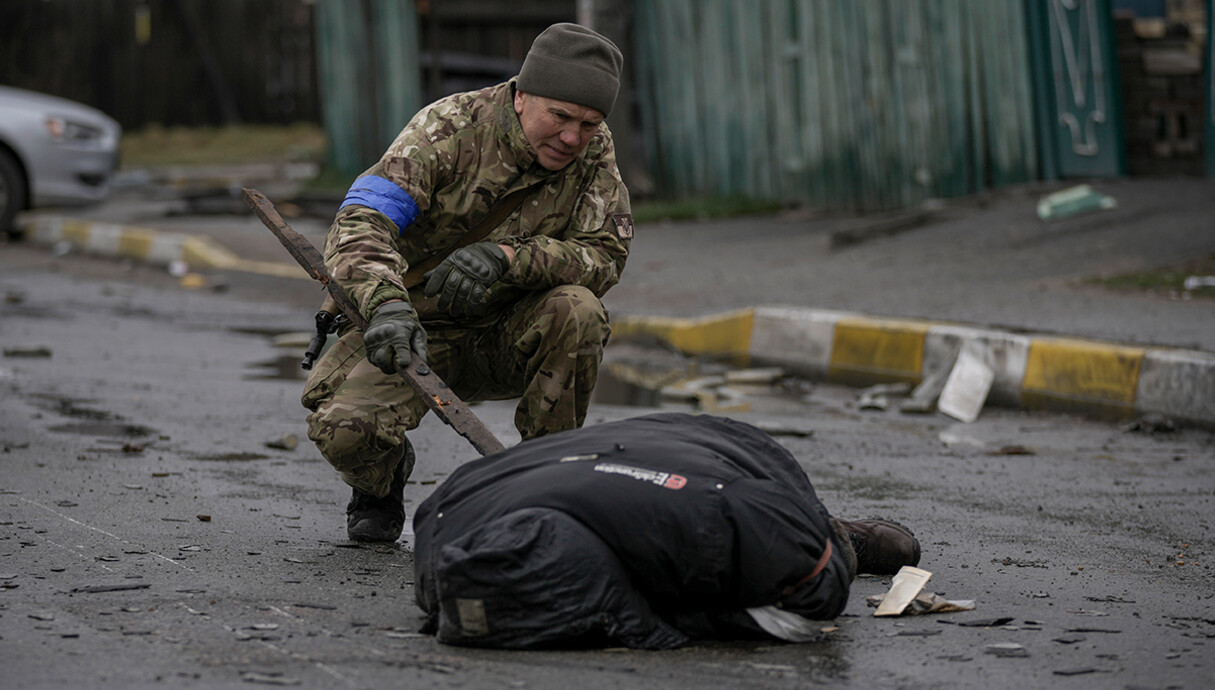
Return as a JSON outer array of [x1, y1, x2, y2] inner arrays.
[[48, 421, 156, 437], [30, 394, 160, 439], [191, 452, 271, 462]]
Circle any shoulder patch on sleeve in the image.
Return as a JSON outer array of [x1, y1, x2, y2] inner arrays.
[[611, 213, 634, 239]]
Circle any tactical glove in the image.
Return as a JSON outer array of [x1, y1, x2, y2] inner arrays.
[[423, 242, 511, 319], [364, 301, 428, 375]]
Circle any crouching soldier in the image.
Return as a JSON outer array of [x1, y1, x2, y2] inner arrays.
[[303, 23, 631, 542]]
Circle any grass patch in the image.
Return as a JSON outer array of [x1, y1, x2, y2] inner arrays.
[[121, 123, 326, 168], [632, 196, 784, 223], [1092, 255, 1215, 298]]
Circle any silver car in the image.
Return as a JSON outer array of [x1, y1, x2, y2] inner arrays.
[[0, 86, 122, 237]]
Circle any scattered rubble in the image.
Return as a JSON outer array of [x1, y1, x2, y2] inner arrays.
[[3, 345, 52, 358], [1037, 184, 1117, 221], [858, 383, 911, 411], [265, 434, 299, 451], [984, 642, 1029, 658], [1120, 414, 1177, 434], [867, 591, 975, 615]]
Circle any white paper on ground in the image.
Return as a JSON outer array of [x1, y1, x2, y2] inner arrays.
[[874, 566, 933, 617], [937, 343, 995, 423]]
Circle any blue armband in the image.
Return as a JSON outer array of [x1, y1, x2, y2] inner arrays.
[[340, 175, 420, 234]]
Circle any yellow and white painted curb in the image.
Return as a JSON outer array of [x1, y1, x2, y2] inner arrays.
[[612, 306, 1215, 426], [20, 216, 308, 280]]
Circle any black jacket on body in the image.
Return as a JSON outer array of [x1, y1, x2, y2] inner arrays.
[[413, 412, 851, 648]]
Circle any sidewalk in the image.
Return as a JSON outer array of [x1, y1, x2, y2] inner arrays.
[[12, 174, 1215, 426]]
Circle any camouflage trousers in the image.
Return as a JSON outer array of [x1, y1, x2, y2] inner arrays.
[[302, 285, 610, 497]]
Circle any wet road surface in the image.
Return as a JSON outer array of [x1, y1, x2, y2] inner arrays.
[[1, 242, 1212, 689]]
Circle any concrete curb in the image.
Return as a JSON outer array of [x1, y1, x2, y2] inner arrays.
[[18, 215, 1213, 426], [612, 306, 1215, 427], [19, 215, 308, 280]]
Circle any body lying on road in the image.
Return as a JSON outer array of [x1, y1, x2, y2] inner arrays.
[[413, 413, 921, 648]]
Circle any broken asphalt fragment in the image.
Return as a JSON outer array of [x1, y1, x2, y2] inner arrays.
[[984, 642, 1029, 658], [957, 617, 1014, 627], [1053, 667, 1099, 676], [1120, 414, 1177, 434], [3, 345, 52, 358], [900, 367, 949, 414], [857, 382, 911, 412], [1053, 634, 1087, 644], [1036, 184, 1116, 221], [987, 445, 1035, 456], [240, 672, 301, 686], [71, 583, 151, 594], [265, 434, 299, 451]]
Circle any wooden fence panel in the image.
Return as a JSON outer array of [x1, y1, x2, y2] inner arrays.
[[0, 0, 319, 129], [635, 0, 1040, 211]]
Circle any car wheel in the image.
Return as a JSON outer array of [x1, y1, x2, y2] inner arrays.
[[0, 148, 28, 240]]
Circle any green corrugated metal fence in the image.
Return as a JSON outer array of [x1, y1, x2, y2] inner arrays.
[[635, 0, 1040, 211], [315, 0, 422, 178]]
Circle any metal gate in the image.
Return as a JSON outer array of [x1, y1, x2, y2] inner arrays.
[[1028, 0, 1127, 178]]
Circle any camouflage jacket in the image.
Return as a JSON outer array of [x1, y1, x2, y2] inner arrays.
[[325, 78, 632, 322]]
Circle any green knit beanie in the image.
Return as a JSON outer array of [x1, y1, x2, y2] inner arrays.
[[517, 23, 623, 117]]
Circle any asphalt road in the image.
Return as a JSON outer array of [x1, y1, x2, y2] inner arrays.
[[1, 240, 1212, 689]]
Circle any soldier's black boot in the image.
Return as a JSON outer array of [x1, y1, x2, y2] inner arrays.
[[346, 440, 414, 543], [833, 518, 921, 575]]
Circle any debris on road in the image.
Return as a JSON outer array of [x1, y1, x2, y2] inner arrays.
[[1053, 634, 1087, 644], [724, 367, 785, 385], [867, 591, 975, 615], [987, 445, 1036, 456], [264, 434, 298, 451], [1036, 184, 1116, 221], [874, 566, 934, 616], [937, 343, 994, 423], [984, 642, 1029, 658], [750, 420, 815, 438], [3, 345, 52, 358], [956, 617, 1013, 627], [597, 354, 788, 414], [1120, 413, 1177, 434], [900, 368, 950, 414], [1053, 666, 1100, 676], [70, 583, 152, 594], [240, 671, 301, 686], [858, 382, 911, 411]]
